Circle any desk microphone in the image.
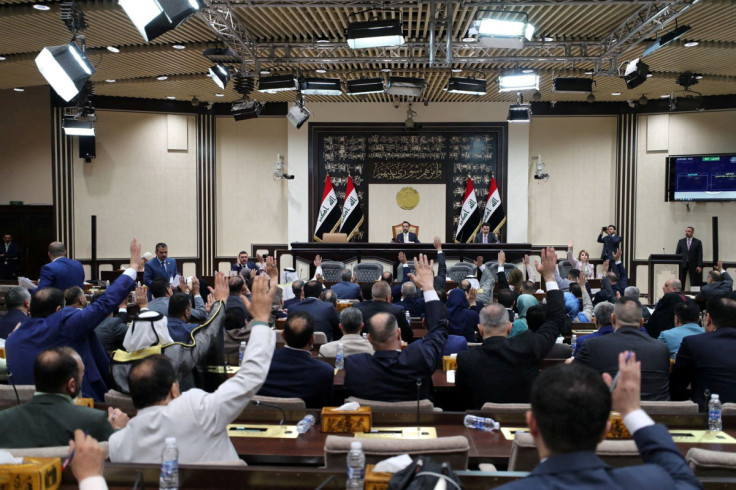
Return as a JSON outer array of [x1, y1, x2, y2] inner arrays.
[[314, 475, 337, 490], [253, 399, 287, 426], [7, 370, 20, 406], [416, 377, 422, 433]]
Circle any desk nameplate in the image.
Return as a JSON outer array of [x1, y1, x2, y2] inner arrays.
[[227, 424, 299, 438], [355, 427, 437, 439]]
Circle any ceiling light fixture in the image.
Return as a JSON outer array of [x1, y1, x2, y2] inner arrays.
[[35, 42, 95, 102], [62, 119, 95, 136], [166, 96, 175, 99], [157, 75, 168, 80], [315, 67, 327, 74], [286, 101, 311, 129], [172, 44, 186, 50], [386, 76, 426, 97], [215, 93, 224, 97], [118, 0, 204, 42], [552, 77, 595, 93], [683, 41, 699, 47], [468, 10, 535, 49], [258, 74, 298, 92], [642, 24, 691, 57], [498, 70, 539, 92], [106, 46, 120, 53], [620, 58, 649, 89], [507, 94, 531, 123], [301, 78, 343, 96], [446, 77, 487, 95], [346, 18, 405, 49], [33, 4, 51, 11], [105, 79, 116, 83], [451, 68, 463, 73], [612, 92, 621, 96], [13, 87, 24, 92], [0, 56, 5, 61], [208, 64, 231, 89], [232, 100, 263, 121], [346, 77, 385, 95]]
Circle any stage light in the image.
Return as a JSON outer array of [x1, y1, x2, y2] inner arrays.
[[35, 42, 95, 102], [232, 100, 263, 121], [446, 77, 487, 95], [386, 76, 426, 97], [507, 104, 531, 123], [621, 58, 649, 90], [346, 77, 385, 95], [552, 77, 594, 93], [257, 74, 298, 93], [498, 71, 539, 92], [301, 78, 343, 96], [208, 64, 231, 89], [468, 11, 535, 49], [118, 0, 204, 43], [347, 19, 405, 49], [642, 24, 691, 57], [62, 119, 95, 136], [286, 102, 311, 129]]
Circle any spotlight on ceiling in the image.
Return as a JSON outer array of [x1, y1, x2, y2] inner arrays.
[[257, 74, 298, 93], [404, 103, 417, 129], [639, 95, 648, 105], [586, 92, 596, 102], [286, 102, 311, 129], [301, 78, 343, 96], [208, 64, 230, 89], [498, 70, 539, 92], [386, 76, 426, 97], [552, 77, 594, 93], [231, 100, 263, 121], [642, 24, 692, 57], [445, 77, 487, 95], [35, 42, 95, 102], [507, 103, 532, 123], [346, 19, 405, 49], [62, 118, 95, 136], [467, 11, 535, 49], [118, 0, 204, 42], [346, 77, 385, 95], [620, 58, 649, 90]]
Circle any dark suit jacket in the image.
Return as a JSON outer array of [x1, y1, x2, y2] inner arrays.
[[473, 232, 499, 244], [36, 257, 85, 292], [143, 257, 179, 286], [283, 297, 301, 310], [597, 233, 622, 261], [675, 237, 703, 268], [257, 347, 334, 408], [645, 292, 688, 339], [455, 290, 565, 409], [344, 299, 447, 401], [354, 300, 412, 342], [0, 308, 29, 339], [231, 261, 258, 274], [330, 281, 362, 300], [395, 232, 419, 243], [576, 327, 671, 401], [288, 297, 340, 341], [696, 271, 733, 305], [95, 311, 129, 352], [0, 394, 114, 448], [498, 424, 700, 490], [1, 242, 20, 263], [6, 272, 135, 401], [670, 327, 736, 410], [396, 296, 425, 318]]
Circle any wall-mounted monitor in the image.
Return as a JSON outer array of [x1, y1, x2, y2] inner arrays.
[[665, 153, 736, 202]]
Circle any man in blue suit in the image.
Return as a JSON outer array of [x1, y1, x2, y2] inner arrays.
[[0, 286, 30, 339], [144, 242, 178, 287], [288, 280, 340, 341], [6, 239, 141, 402], [35, 241, 85, 293], [497, 354, 700, 489], [597, 224, 622, 262], [330, 269, 362, 300], [394, 221, 419, 243], [257, 310, 334, 408]]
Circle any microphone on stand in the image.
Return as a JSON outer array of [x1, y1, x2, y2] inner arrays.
[[416, 377, 422, 434], [254, 399, 287, 426]]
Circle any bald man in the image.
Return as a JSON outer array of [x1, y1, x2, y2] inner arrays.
[[35, 241, 85, 292]]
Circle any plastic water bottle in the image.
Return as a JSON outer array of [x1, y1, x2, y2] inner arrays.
[[570, 334, 577, 357], [335, 341, 345, 370], [405, 310, 411, 324], [464, 414, 500, 432], [296, 414, 316, 434], [159, 437, 179, 490], [238, 341, 247, 364], [708, 394, 722, 432], [346, 441, 365, 489]]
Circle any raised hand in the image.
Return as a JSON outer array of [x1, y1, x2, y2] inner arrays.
[[190, 275, 200, 295], [568, 240, 574, 249], [128, 238, 142, 271], [407, 254, 435, 291], [602, 351, 641, 417], [613, 248, 622, 262], [178, 276, 189, 294], [602, 259, 610, 273], [212, 271, 228, 302], [535, 247, 558, 282], [433, 236, 442, 251], [497, 250, 506, 266], [398, 251, 407, 264], [67, 430, 106, 482], [204, 293, 215, 314], [242, 274, 277, 323], [523, 254, 530, 266], [265, 256, 278, 280], [134, 286, 148, 309]]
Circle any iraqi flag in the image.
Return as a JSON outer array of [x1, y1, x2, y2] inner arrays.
[[313, 175, 342, 242], [454, 177, 482, 243], [483, 177, 506, 234], [339, 176, 364, 241]]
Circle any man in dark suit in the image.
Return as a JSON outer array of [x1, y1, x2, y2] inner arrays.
[[395, 282, 425, 317], [593, 251, 628, 304], [0, 286, 30, 339], [645, 285, 688, 339], [456, 247, 566, 408], [231, 250, 258, 276], [597, 224, 621, 262], [0, 233, 20, 279], [257, 310, 334, 408], [330, 269, 362, 300], [288, 280, 340, 341], [344, 254, 446, 402], [6, 238, 141, 402], [354, 281, 412, 342], [695, 262, 733, 307], [394, 221, 419, 243], [473, 223, 499, 244], [675, 226, 704, 288], [671, 295, 736, 410], [575, 297, 671, 401], [35, 241, 85, 293], [0, 347, 128, 448], [496, 356, 700, 490], [283, 280, 304, 310], [143, 242, 178, 287]]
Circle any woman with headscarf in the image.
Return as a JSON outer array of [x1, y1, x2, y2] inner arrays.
[[510, 294, 539, 337], [446, 288, 480, 342]]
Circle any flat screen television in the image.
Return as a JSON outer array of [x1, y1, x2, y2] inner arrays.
[[665, 153, 736, 202]]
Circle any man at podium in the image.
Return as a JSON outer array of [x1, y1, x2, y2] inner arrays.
[[394, 221, 419, 243]]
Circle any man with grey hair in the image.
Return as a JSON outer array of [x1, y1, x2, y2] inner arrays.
[[330, 268, 361, 300], [625, 285, 651, 322], [573, 301, 615, 356], [35, 241, 85, 293], [354, 280, 412, 342], [319, 307, 373, 358], [396, 281, 425, 317], [283, 279, 304, 309], [646, 278, 688, 339], [456, 248, 566, 408], [0, 286, 30, 339], [575, 297, 671, 400]]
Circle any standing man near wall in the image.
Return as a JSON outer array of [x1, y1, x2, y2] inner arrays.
[[144, 242, 178, 287], [597, 225, 621, 262], [35, 242, 85, 292], [675, 226, 703, 289], [0, 234, 20, 280]]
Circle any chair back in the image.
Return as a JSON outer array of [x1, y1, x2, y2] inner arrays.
[[313, 331, 328, 344], [392, 223, 420, 241], [320, 261, 345, 282], [639, 400, 699, 415], [687, 448, 736, 477], [0, 384, 35, 404], [448, 263, 477, 283], [397, 261, 415, 282], [105, 389, 136, 415], [558, 260, 573, 278], [721, 402, 736, 415], [508, 432, 641, 471], [247, 395, 306, 410], [480, 402, 531, 414], [353, 263, 383, 282], [488, 262, 517, 280], [345, 396, 438, 412], [324, 435, 469, 470]]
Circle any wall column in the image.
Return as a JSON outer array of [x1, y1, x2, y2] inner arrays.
[[615, 113, 638, 274], [197, 112, 217, 275]]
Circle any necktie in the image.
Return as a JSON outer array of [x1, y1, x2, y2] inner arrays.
[[687, 239, 691, 250], [483, 234, 487, 244], [162, 261, 167, 273]]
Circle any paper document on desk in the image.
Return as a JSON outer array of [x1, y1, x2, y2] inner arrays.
[[18, 277, 36, 290]]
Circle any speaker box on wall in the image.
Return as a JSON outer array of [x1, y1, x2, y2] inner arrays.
[[79, 136, 96, 162]]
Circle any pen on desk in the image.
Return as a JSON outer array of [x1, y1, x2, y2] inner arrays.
[[61, 431, 89, 471], [608, 351, 632, 393]]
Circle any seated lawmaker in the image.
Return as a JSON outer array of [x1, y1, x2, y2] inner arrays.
[[288, 280, 340, 341], [657, 300, 703, 359], [495, 354, 700, 489], [394, 221, 419, 243], [0, 347, 128, 448], [109, 274, 276, 464], [331, 269, 362, 300], [258, 311, 334, 408], [319, 307, 373, 358], [395, 282, 425, 318], [0, 286, 30, 339], [166, 293, 204, 343], [355, 281, 412, 342], [344, 254, 446, 402]]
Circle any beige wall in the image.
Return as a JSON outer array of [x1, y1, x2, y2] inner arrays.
[[367, 184, 446, 242], [0, 87, 52, 204], [73, 110, 199, 259], [636, 111, 736, 263], [528, 116, 618, 254], [216, 116, 289, 256]]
